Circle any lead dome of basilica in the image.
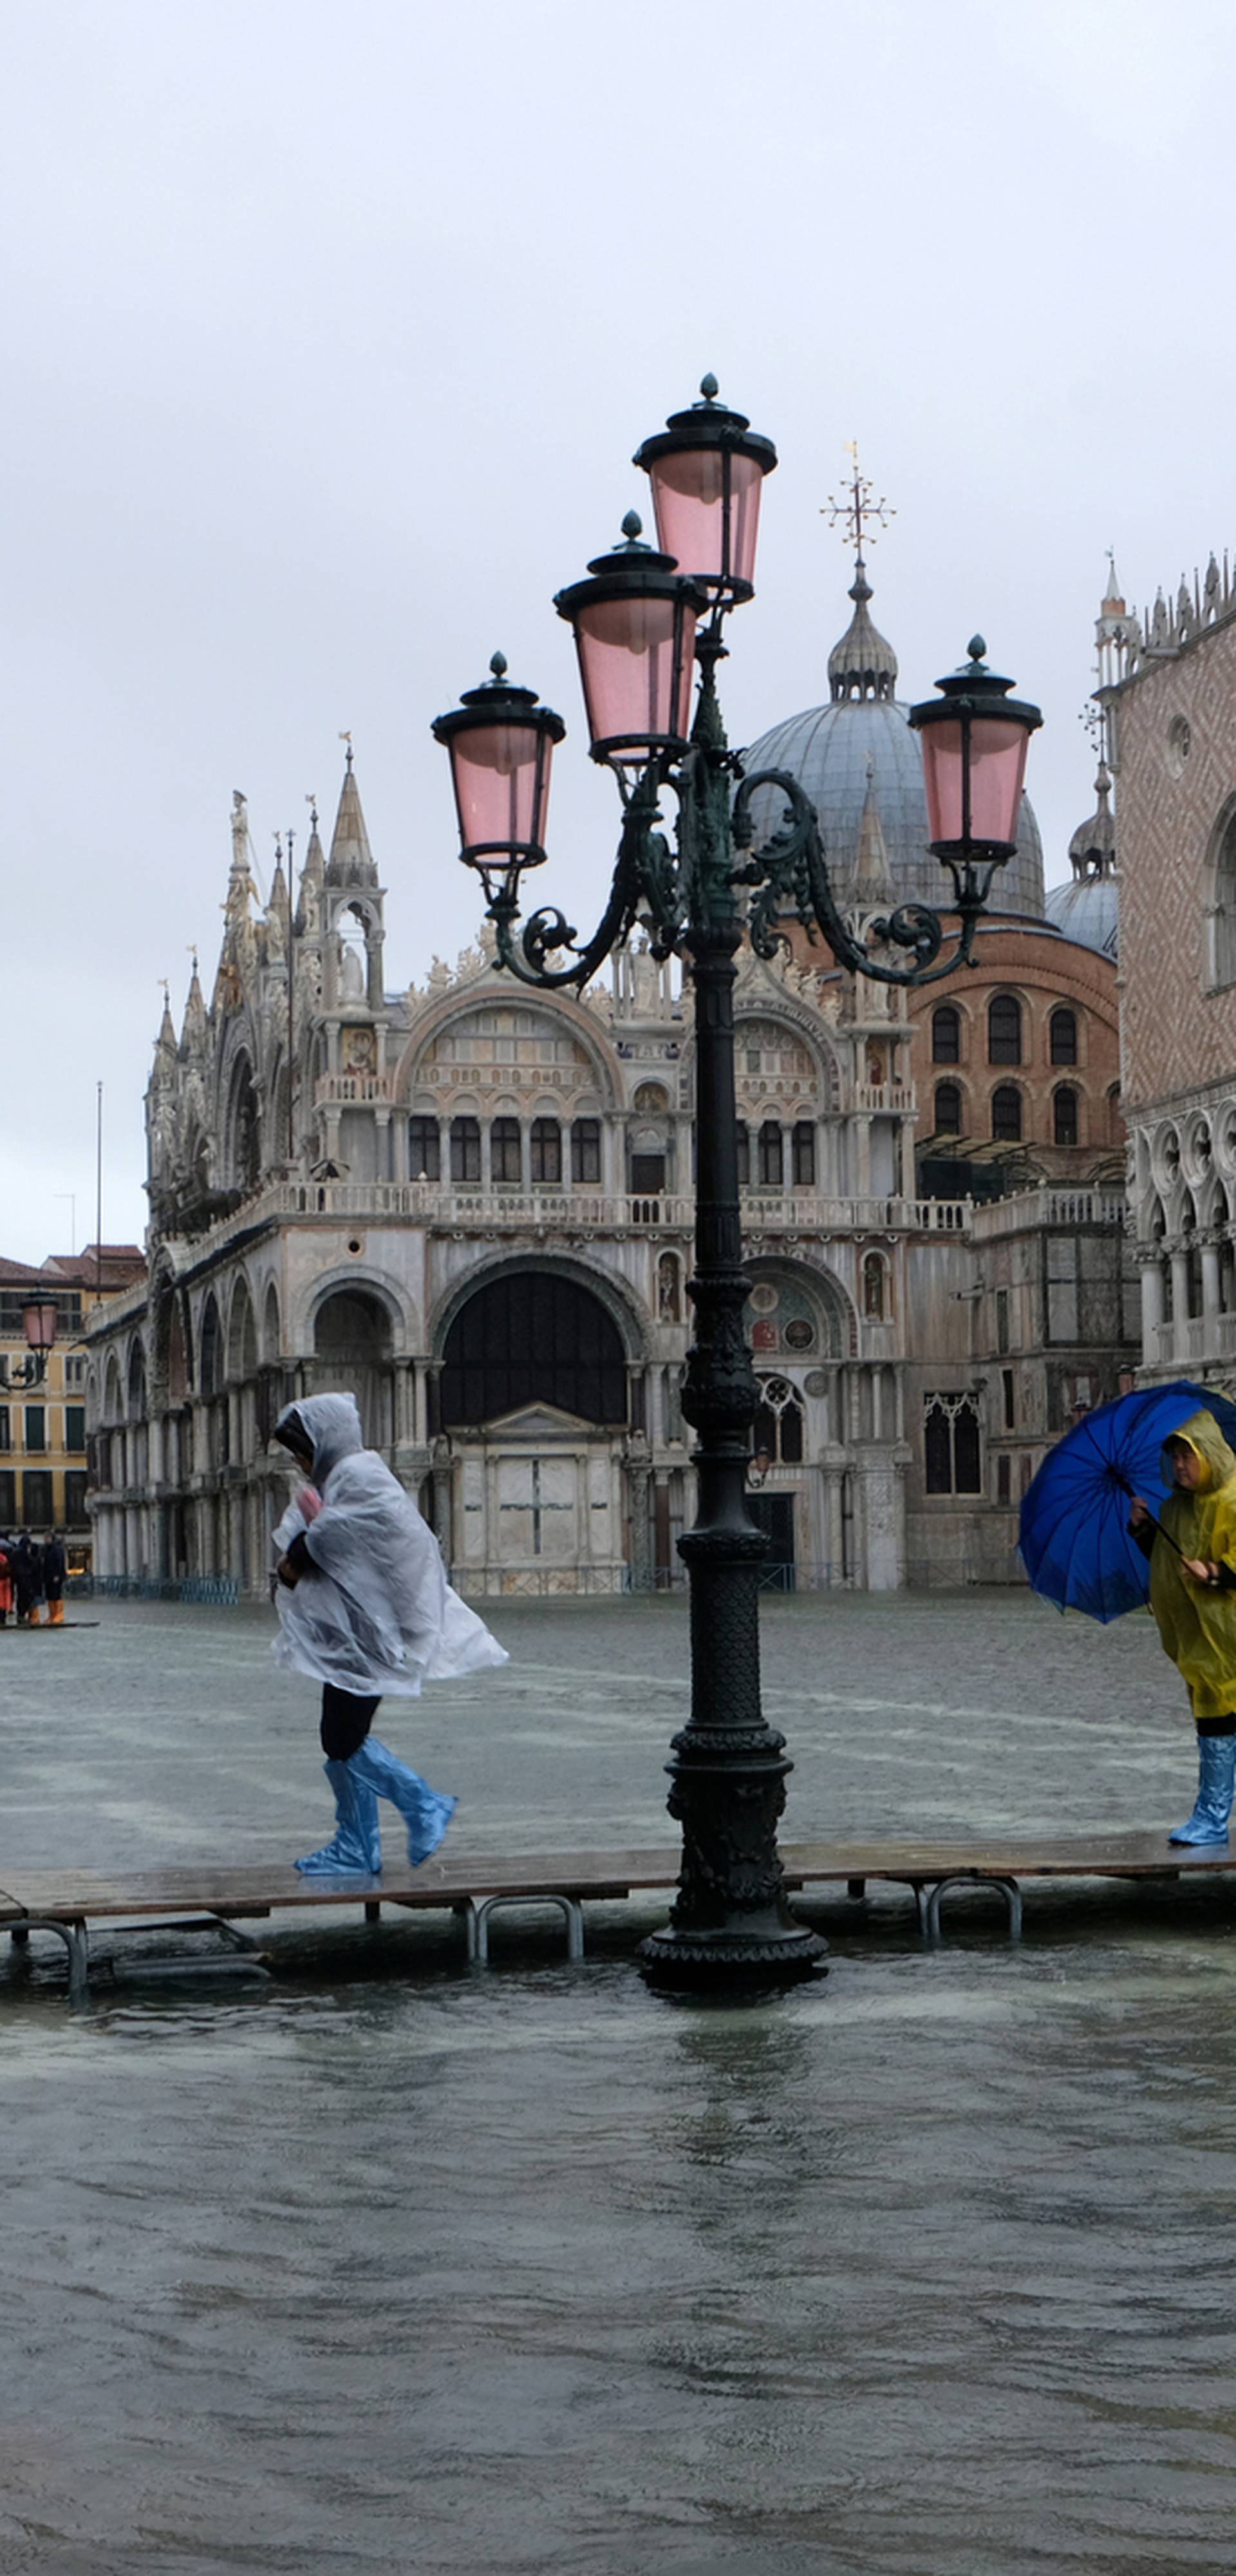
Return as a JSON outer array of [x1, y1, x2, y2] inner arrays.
[[738, 558, 1046, 921]]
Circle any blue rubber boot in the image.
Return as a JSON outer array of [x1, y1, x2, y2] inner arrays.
[[1169, 1733, 1236, 1846], [348, 1736, 456, 1867], [295, 1758, 382, 1875]]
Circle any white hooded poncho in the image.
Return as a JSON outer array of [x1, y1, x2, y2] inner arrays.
[[271, 1392, 508, 1699]]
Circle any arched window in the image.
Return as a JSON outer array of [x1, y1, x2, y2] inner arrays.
[[657, 1253, 681, 1322], [409, 1116, 440, 1180], [932, 1005, 960, 1064], [753, 1374, 805, 1464], [491, 1118, 522, 1184], [991, 1084, 1022, 1142], [450, 1115, 481, 1182], [530, 1117, 561, 1184], [934, 1081, 962, 1135], [440, 1275, 628, 1426], [988, 995, 1022, 1065], [314, 1287, 394, 1450], [1054, 1086, 1078, 1148], [1049, 1007, 1078, 1065], [792, 1122, 816, 1186], [757, 1121, 783, 1188], [1210, 806, 1236, 988], [736, 1121, 751, 1188], [571, 1118, 601, 1184], [199, 1296, 221, 1398]]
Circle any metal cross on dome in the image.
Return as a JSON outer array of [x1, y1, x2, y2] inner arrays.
[[821, 440, 895, 560]]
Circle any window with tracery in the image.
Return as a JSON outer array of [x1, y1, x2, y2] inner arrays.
[[924, 1391, 982, 1494], [753, 1373, 805, 1464]]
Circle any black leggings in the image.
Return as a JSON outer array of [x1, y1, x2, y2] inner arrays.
[[321, 1685, 381, 1762]]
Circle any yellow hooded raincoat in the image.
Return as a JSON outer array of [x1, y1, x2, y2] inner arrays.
[[1150, 1408, 1236, 1718]]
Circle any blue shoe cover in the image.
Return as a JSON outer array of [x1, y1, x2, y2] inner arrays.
[[348, 1737, 457, 1868], [1169, 1733, 1236, 1846], [295, 1758, 382, 1875]]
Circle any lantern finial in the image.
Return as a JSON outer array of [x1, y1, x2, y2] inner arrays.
[[967, 635, 987, 665], [621, 510, 644, 544], [699, 372, 718, 401], [489, 650, 508, 680]]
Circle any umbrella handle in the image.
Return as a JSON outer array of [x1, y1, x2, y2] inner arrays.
[[1113, 1472, 1184, 1558]]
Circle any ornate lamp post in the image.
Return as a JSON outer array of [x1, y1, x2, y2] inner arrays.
[[8, 1300, 59, 1390], [433, 379, 1041, 1985]]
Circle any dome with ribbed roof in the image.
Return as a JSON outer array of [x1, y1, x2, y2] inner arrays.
[[1045, 761, 1118, 959], [740, 566, 1045, 920]]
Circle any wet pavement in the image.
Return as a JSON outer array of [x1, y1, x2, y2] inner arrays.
[[3, 1593, 1236, 2572]]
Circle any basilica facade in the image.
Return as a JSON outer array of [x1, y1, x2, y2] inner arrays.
[[86, 569, 1136, 1596]]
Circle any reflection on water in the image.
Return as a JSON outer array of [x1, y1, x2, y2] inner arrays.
[[5, 1931, 1236, 2575]]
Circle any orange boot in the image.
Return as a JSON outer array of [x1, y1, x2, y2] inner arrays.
[[49, 1599, 64, 1626]]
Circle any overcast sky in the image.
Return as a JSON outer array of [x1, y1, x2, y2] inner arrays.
[[2, 0, 1230, 1264]]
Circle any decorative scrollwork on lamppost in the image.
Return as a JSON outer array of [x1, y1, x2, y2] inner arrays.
[[4, 1300, 61, 1391], [433, 377, 1042, 1987]]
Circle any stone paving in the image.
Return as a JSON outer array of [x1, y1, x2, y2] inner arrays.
[[0, 1584, 1209, 1886]]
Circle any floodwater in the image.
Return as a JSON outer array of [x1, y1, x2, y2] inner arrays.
[[4, 1595, 1236, 2573]]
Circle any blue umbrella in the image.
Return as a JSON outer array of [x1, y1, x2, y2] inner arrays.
[[1019, 1381, 1236, 1623]]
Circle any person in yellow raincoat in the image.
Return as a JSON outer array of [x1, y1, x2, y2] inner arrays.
[[1130, 1406, 1236, 1844]]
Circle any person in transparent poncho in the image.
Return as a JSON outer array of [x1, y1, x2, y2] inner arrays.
[[272, 1393, 507, 1875]]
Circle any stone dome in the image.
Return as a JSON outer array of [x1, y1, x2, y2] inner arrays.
[[1045, 761, 1118, 960], [739, 565, 1046, 922]]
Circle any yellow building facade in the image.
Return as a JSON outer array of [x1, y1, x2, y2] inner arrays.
[[0, 1249, 144, 1560]]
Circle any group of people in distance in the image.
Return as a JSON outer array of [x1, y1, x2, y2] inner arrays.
[[0, 1531, 68, 1627]]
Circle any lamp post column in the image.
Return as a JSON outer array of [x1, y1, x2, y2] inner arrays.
[[640, 751, 825, 1980]]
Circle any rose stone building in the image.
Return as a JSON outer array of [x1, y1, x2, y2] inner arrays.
[[86, 567, 1136, 1595], [1103, 551, 1236, 1382]]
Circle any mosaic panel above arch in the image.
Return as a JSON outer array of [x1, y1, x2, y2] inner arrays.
[[733, 1015, 838, 1116], [412, 1005, 605, 1108], [743, 1262, 852, 1361]]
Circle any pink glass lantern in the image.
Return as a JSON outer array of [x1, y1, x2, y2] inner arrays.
[[22, 1299, 58, 1355], [554, 513, 703, 766], [909, 638, 1042, 866], [634, 377, 777, 602], [432, 656, 565, 887]]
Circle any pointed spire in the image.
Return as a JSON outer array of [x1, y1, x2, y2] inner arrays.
[[1101, 551, 1125, 615], [155, 981, 177, 1061], [180, 954, 207, 1054], [827, 555, 899, 704], [851, 755, 897, 904], [295, 802, 326, 936], [326, 747, 377, 886]]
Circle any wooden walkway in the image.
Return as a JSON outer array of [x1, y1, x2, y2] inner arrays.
[[3, 1832, 1234, 1997]]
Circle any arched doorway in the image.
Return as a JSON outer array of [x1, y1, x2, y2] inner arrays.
[[312, 1287, 395, 1449], [439, 1273, 628, 1428], [436, 1271, 631, 1591]]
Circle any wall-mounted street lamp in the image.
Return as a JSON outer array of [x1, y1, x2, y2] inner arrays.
[[433, 378, 1042, 1987], [6, 1300, 61, 1390]]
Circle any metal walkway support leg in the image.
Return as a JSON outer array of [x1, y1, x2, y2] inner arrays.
[[463, 1893, 586, 1965], [924, 1875, 1023, 1946], [10, 1917, 91, 2000]]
